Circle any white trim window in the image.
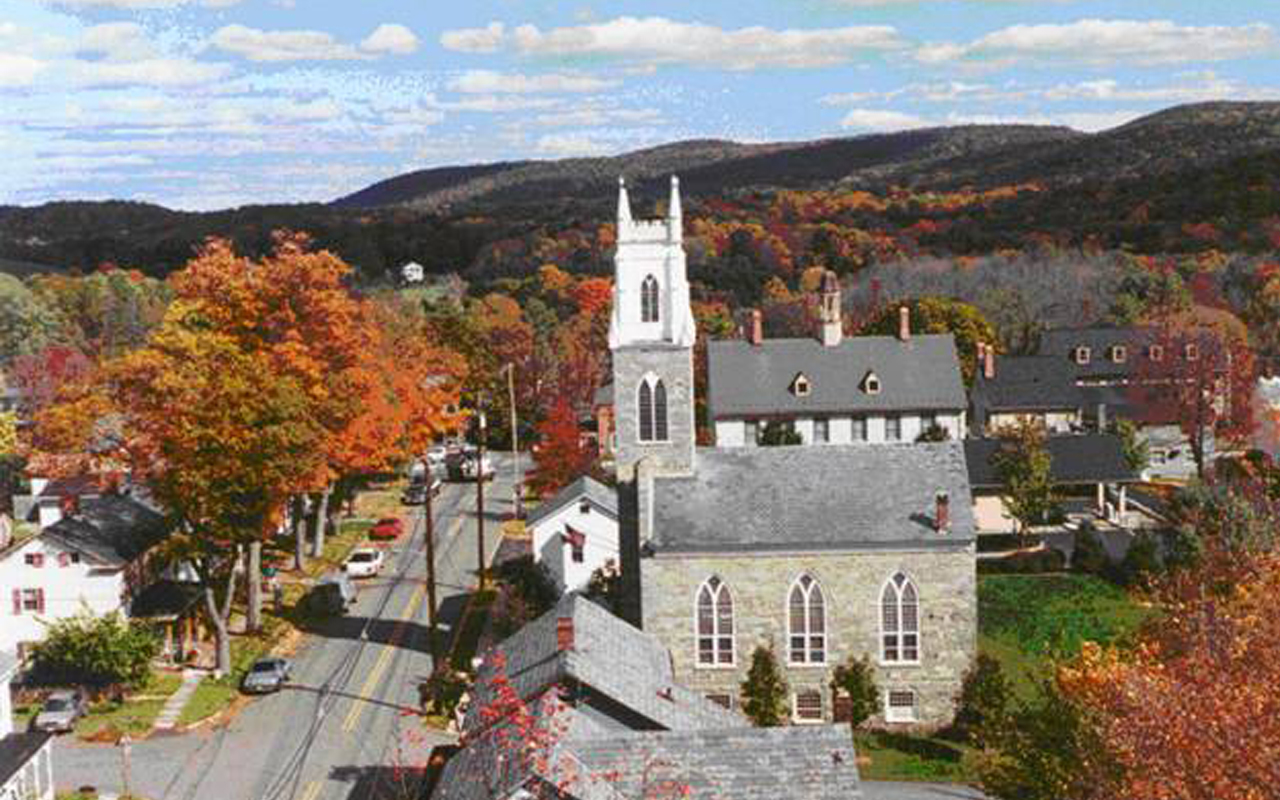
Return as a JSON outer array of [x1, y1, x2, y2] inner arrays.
[[641, 274, 660, 323], [787, 574, 827, 665], [851, 415, 867, 442], [696, 576, 735, 667], [813, 417, 829, 444], [881, 572, 920, 663], [885, 414, 902, 442], [637, 376, 668, 442], [885, 689, 918, 723], [794, 689, 824, 723]]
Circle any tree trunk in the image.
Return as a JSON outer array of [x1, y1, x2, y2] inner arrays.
[[247, 540, 262, 633], [310, 486, 332, 558], [203, 567, 238, 677], [291, 495, 307, 572]]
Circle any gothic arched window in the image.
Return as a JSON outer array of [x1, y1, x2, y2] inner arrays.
[[881, 572, 920, 663], [697, 576, 734, 666], [637, 376, 668, 443], [641, 274, 660, 323], [788, 574, 826, 664]]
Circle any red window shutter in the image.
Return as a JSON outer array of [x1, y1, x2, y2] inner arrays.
[[11, 589, 19, 615], [36, 589, 46, 613], [58, 552, 70, 568], [31, 553, 44, 568]]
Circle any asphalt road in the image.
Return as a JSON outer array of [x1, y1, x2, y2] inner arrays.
[[55, 455, 519, 800]]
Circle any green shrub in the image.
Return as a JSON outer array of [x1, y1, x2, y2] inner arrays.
[[492, 555, 558, 618], [978, 548, 1066, 575], [740, 645, 788, 726], [31, 611, 159, 688], [830, 655, 879, 728], [1118, 531, 1162, 586], [950, 654, 1011, 748], [1071, 524, 1110, 575]]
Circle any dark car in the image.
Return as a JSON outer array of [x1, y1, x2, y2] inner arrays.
[[32, 688, 88, 733], [368, 516, 405, 540], [241, 657, 291, 694], [303, 573, 357, 615], [401, 476, 442, 505]]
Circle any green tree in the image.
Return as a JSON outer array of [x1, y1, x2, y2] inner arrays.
[[0, 273, 65, 365], [1109, 417, 1149, 474], [916, 423, 951, 442], [830, 655, 879, 729], [32, 610, 160, 688], [758, 420, 801, 446], [994, 419, 1058, 545], [740, 645, 789, 727], [1118, 532, 1162, 586], [1071, 523, 1110, 576], [951, 654, 1011, 748], [857, 297, 998, 384]]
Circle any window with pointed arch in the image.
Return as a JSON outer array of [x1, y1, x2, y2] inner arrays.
[[881, 572, 920, 664], [641, 274, 660, 323], [637, 376, 668, 442], [696, 576, 734, 666], [788, 574, 827, 665]]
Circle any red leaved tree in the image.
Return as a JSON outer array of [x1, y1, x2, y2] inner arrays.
[[528, 396, 593, 497]]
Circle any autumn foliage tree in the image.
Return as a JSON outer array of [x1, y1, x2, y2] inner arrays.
[[528, 395, 593, 497]]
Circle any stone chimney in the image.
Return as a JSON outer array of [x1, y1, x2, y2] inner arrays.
[[819, 270, 842, 348], [749, 309, 763, 346], [935, 492, 950, 533], [897, 305, 911, 342], [983, 345, 995, 380], [556, 616, 574, 652]]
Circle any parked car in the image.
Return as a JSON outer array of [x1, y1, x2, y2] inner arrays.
[[368, 517, 405, 540], [303, 572, 357, 615], [425, 446, 448, 467], [241, 657, 291, 694], [345, 547, 385, 578], [32, 689, 88, 733], [401, 475, 442, 505], [446, 450, 495, 482]]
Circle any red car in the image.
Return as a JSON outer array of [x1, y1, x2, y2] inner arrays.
[[368, 517, 405, 540]]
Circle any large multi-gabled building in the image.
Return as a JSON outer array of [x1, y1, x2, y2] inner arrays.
[[608, 178, 977, 728]]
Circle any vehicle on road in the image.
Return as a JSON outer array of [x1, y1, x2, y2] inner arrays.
[[401, 475, 442, 505], [368, 516, 405, 540], [446, 450, 495, 482], [344, 547, 385, 578], [32, 689, 88, 733], [304, 572, 358, 615], [240, 657, 291, 694]]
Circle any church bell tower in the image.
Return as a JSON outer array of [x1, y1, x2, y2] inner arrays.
[[609, 176, 696, 479]]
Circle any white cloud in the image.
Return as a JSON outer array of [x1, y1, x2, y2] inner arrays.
[[211, 24, 364, 62], [437, 95, 562, 113], [533, 107, 663, 127], [442, 16, 906, 70], [448, 69, 617, 94], [45, 0, 241, 7], [440, 22, 505, 54], [66, 57, 231, 86], [1041, 72, 1280, 103], [917, 19, 1278, 67], [77, 22, 157, 62], [0, 54, 46, 87], [536, 133, 611, 156], [360, 24, 418, 56], [840, 108, 931, 131]]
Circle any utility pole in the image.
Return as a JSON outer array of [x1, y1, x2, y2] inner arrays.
[[423, 464, 438, 663], [506, 363, 521, 518], [476, 408, 487, 592]]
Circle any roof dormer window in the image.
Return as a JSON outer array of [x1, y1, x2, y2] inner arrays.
[[1110, 345, 1127, 364], [862, 371, 881, 395], [1184, 343, 1199, 361], [1073, 346, 1091, 365], [791, 373, 811, 397], [1148, 344, 1164, 362]]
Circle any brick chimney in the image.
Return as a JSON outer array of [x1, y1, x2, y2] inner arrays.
[[935, 492, 950, 533], [983, 345, 995, 380], [897, 305, 910, 342], [749, 309, 763, 346], [556, 616, 574, 652]]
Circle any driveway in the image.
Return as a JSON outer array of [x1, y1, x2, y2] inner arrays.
[[863, 781, 990, 799], [54, 457, 518, 800]]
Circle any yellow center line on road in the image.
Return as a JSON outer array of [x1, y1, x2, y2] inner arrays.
[[298, 780, 322, 800], [341, 585, 423, 733]]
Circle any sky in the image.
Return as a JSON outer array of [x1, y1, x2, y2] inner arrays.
[[2, 1, 1279, 210]]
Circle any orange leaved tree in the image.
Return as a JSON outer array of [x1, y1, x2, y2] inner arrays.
[[528, 396, 593, 497]]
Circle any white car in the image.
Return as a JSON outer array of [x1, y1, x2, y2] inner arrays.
[[344, 548, 385, 578]]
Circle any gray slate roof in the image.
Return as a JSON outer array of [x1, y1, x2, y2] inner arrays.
[[526, 475, 618, 528], [964, 434, 1139, 489], [570, 725, 861, 800], [41, 494, 169, 566], [465, 594, 742, 734], [707, 334, 966, 420], [0, 732, 51, 788], [651, 443, 975, 552], [972, 356, 1084, 413], [0, 652, 18, 682]]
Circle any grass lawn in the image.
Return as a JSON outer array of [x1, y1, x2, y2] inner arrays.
[[68, 670, 185, 742], [978, 573, 1153, 700], [854, 731, 978, 783]]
